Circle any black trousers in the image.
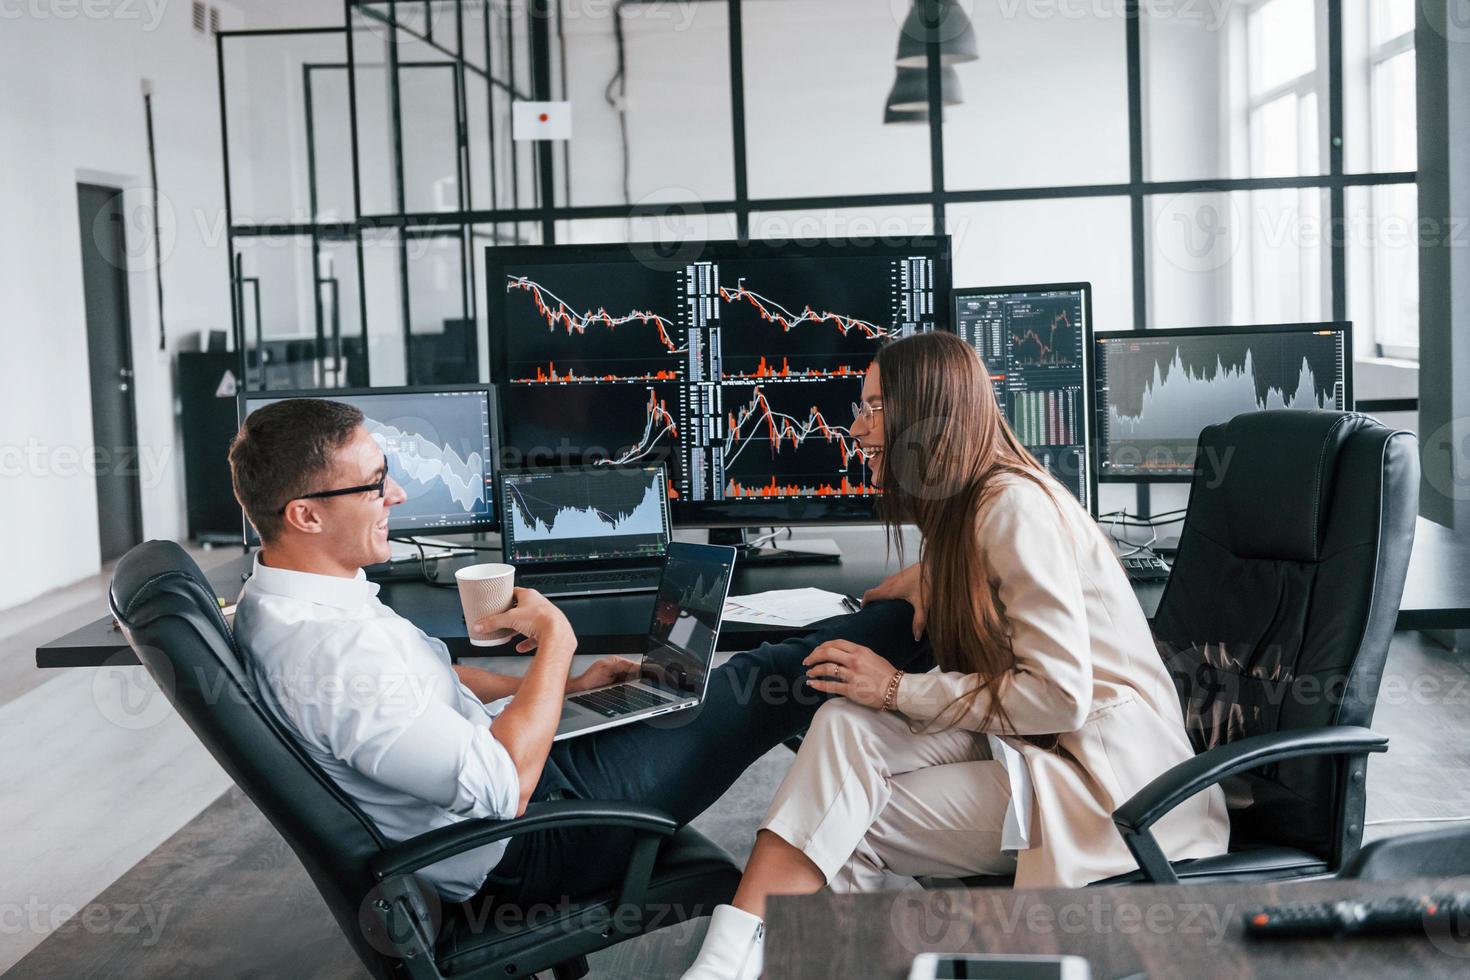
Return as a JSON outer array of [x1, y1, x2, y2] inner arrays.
[[475, 599, 932, 909]]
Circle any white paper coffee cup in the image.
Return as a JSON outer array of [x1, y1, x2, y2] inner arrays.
[[455, 563, 516, 647]]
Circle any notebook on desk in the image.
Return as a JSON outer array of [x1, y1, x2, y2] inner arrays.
[[500, 463, 672, 599]]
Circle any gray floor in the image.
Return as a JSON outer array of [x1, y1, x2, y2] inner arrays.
[[3, 552, 1468, 978]]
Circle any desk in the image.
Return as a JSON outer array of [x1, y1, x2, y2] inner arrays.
[[765, 876, 1470, 978], [34, 517, 1470, 669], [34, 527, 920, 668]]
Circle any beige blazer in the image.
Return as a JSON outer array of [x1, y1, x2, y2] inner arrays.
[[894, 475, 1230, 888]]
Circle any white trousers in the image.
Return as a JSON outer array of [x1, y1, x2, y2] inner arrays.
[[760, 698, 1017, 892]]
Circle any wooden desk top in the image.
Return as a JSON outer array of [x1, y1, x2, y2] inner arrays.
[[766, 876, 1470, 979]]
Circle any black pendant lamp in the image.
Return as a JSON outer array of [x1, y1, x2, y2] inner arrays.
[[883, 105, 931, 125], [895, 0, 979, 68], [884, 65, 963, 114]]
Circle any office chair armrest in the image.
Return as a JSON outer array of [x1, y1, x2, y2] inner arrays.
[[370, 799, 679, 881], [1114, 726, 1388, 835], [1110, 726, 1387, 884]]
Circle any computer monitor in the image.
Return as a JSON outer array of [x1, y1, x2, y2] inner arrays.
[[953, 283, 1094, 513], [1092, 322, 1353, 481], [237, 384, 498, 538], [500, 463, 671, 565], [487, 237, 951, 527]]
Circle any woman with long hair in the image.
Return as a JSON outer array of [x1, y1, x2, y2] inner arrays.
[[681, 332, 1229, 980]]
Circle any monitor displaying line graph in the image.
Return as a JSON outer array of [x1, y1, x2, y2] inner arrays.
[[487, 238, 950, 526], [500, 464, 671, 564], [718, 381, 875, 499], [500, 263, 686, 383], [713, 254, 921, 379], [497, 382, 686, 493], [239, 385, 498, 535], [1094, 323, 1352, 480]]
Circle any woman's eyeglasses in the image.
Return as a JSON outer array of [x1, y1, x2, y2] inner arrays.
[[851, 401, 884, 423], [277, 455, 389, 515]]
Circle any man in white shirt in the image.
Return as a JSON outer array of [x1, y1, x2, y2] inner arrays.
[[228, 398, 931, 907]]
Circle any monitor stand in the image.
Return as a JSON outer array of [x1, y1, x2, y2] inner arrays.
[[708, 527, 843, 566]]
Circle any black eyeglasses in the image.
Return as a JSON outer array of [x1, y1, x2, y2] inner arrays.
[[277, 455, 389, 515]]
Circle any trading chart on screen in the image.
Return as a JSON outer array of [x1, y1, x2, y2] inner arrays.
[[491, 241, 945, 517], [955, 285, 1092, 510], [1094, 325, 1350, 478]]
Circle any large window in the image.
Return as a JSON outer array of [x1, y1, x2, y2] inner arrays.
[[1245, 0, 1328, 178], [219, 0, 1422, 395], [1351, 0, 1418, 357]]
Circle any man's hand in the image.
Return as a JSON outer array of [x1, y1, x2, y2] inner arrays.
[[474, 588, 575, 654], [567, 656, 641, 694], [803, 639, 900, 710], [862, 560, 927, 640]]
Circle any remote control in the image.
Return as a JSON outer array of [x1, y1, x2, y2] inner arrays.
[[1244, 892, 1469, 938]]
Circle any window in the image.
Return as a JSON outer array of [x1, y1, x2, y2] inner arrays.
[[1344, 0, 1418, 356], [1244, 0, 1328, 178], [1146, 188, 1328, 328], [222, 0, 1423, 392]]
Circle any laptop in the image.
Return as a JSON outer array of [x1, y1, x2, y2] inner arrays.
[[501, 463, 672, 598], [555, 541, 738, 740]]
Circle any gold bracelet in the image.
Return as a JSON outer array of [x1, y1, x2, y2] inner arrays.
[[882, 669, 904, 712]]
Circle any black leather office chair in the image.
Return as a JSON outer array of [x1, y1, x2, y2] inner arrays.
[[1103, 410, 1419, 884], [1343, 827, 1470, 881], [108, 540, 740, 979]]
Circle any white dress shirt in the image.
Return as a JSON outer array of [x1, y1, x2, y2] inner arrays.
[[233, 554, 521, 901]]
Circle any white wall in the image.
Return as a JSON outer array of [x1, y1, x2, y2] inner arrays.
[[0, 2, 241, 611]]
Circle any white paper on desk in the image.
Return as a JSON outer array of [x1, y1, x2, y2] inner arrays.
[[721, 602, 805, 627], [987, 734, 1034, 852], [723, 588, 851, 627]]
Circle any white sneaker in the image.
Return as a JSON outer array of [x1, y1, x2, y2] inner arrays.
[[679, 904, 766, 980]]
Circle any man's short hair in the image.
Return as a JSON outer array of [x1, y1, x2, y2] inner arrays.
[[228, 398, 366, 542]]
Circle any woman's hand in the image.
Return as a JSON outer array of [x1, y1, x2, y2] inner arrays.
[[567, 656, 640, 694], [803, 639, 899, 710], [862, 560, 927, 640]]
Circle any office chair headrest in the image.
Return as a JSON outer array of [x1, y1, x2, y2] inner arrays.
[[1195, 410, 1377, 563], [109, 539, 233, 642]]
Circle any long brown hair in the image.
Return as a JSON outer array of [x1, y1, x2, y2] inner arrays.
[[873, 331, 1061, 736]]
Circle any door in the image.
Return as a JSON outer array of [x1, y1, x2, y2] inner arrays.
[[77, 183, 143, 561]]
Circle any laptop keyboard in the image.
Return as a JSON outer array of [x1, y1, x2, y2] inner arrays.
[[569, 685, 674, 718], [520, 567, 662, 596]]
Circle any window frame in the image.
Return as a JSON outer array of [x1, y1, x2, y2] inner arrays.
[[218, 0, 1423, 392]]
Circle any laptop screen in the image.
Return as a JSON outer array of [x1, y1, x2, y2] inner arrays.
[[500, 464, 671, 564], [640, 542, 737, 698]]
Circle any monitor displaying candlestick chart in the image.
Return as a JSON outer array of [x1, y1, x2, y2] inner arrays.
[[500, 464, 671, 564], [487, 238, 951, 526], [1093, 323, 1352, 480], [239, 384, 498, 536], [954, 283, 1094, 512]]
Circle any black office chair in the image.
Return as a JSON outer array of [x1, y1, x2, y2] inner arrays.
[[108, 540, 740, 979], [1342, 827, 1470, 881], [1103, 410, 1419, 884]]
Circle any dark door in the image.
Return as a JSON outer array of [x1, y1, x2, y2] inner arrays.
[[77, 183, 143, 561]]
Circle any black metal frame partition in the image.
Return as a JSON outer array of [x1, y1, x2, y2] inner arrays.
[[216, 0, 1418, 395]]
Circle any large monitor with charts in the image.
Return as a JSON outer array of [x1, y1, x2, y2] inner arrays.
[[953, 282, 1094, 513], [487, 237, 951, 526], [237, 384, 498, 537], [1092, 322, 1353, 481]]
